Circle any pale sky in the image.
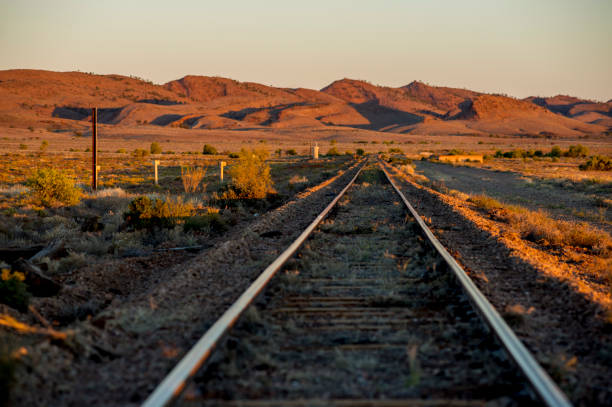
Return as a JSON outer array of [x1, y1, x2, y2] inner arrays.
[[1, 0, 611, 101]]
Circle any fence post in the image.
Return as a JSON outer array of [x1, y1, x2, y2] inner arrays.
[[219, 161, 226, 182], [91, 107, 98, 190], [153, 160, 160, 185]]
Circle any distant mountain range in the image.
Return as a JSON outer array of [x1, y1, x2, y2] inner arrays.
[[1, 69, 610, 137]]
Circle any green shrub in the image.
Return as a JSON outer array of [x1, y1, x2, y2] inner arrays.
[[116, 148, 127, 153], [228, 152, 239, 158], [0, 269, 29, 312], [40, 140, 48, 151], [184, 212, 227, 234], [202, 144, 218, 155], [388, 147, 403, 153], [285, 149, 297, 156], [564, 144, 588, 158], [150, 142, 162, 154], [580, 155, 612, 171], [227, 149, 273, 199], [132, 148, 149, 158], [356, 148, 365, 156], [26, 168, 81, 206], [123, 196, 194, 229], [19, 144, 27, 150], [326, 147, 341, 156], [549, 146, 562, 158]]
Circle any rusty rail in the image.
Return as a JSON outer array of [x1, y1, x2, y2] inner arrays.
[[142, 161, 366, 407], [379, 162, 572, 407]]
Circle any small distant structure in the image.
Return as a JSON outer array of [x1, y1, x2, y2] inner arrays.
[[433, 154, 484, 163], [312, 143, 319, 160]]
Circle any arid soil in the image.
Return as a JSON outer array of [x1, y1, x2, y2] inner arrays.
[[7, 161, 363, 406], [385, 163, 612, 406], [414, 161, 612, 234]]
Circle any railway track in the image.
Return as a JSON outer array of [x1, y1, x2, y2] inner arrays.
[[144, 161, 571, 407]]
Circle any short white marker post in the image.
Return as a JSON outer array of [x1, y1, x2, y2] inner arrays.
[[219, 161, 226, 182], [95, 165, 100, 187], [153, 160, 159, 185], [313, 143, 319, 160]]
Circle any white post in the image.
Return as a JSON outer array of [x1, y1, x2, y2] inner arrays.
[[153, 160, 159, 185], [95, 165, 100, 187], [219, 161, 226, 182], [313, 143, 319, 160]]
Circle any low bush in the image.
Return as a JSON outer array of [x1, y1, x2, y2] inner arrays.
[[228, 152, 239, 158], [123, 196, 194, 229], [0, 269, 29, 312], [550, 146, 562, 158], [202, 144, 218, 155], [580, 155, 612, 171], [184, 211, 227, 234], [493, 145, 587, 160], [326, 147, 341, 156], [26, 168, 81, 206], [132, 148, 149, 158], [227, 149, 273, 199], [356, 148, 365, 156], [564, 144, 588, 158], [150, 142, 162, 154], [285, 149, 297, 156]]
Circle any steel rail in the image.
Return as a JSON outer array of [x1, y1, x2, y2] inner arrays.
[[379, 162, 572, 407], [142, 161, 366, 407]]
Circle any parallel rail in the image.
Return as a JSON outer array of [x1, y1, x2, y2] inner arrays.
[[143, 160, 572, 407], [143, 162, 366, 407], [379, 162, 571, 407]]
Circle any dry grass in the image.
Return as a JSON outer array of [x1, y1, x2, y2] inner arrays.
[[468, 194, 504, 211], [181, 166, 207, 193], [469, 193, 612, 255]]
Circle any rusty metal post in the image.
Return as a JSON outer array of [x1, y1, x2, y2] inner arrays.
[[92, 107, 98, 190]]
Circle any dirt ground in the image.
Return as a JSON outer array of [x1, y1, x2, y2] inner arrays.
[[414, 161, 612, 234], [4, 161, 363, 406]]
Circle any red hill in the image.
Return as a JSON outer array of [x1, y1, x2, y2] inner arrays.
[[0, 69, 608, 136]]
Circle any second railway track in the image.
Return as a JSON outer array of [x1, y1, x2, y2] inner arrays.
[[145, 162, 571, 407]]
